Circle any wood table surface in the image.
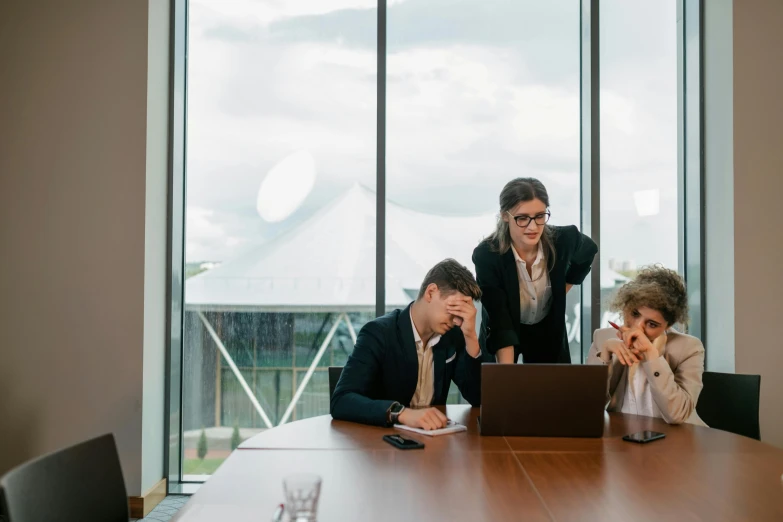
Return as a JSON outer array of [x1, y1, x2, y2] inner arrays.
[[174, 405, 783, 522]]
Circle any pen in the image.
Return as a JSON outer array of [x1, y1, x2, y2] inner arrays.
[[272, 503, 284, 522], [608, 321, 621, 330]]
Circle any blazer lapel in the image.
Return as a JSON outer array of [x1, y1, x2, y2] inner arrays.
[[549, 243, 566, 298], [396, 303, 421, 403], [502, 249, 520, 326]]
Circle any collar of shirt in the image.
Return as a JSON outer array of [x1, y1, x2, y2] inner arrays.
[[410, 309, 442, 351], [510, 243, 544, 269]]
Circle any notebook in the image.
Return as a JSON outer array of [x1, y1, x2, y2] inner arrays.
[[394, 420, 467, 437]]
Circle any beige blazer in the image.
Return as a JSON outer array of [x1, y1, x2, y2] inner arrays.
[[586, 328, 706, 426]]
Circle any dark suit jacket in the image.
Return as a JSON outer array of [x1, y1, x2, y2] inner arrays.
[[330, 303, 487, 426], [472, 225, 597, 360]]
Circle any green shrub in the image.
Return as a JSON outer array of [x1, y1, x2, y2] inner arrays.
[[197, 428, 208, 460]]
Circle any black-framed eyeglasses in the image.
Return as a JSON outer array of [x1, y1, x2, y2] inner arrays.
[[506, 210, 551, 228]]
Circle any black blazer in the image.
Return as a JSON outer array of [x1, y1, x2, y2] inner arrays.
[[331, 303, 487, 426], [472, 225, 597, 358]]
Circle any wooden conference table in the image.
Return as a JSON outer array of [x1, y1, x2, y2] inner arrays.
[[173, 405, 783, 521]]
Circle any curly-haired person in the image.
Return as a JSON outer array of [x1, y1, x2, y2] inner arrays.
[[587, 266, 705, 425]]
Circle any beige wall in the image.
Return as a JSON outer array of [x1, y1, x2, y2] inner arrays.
[[706, 0, 783, 449], [732, 0, 783, 448], [0, 0, 167, 496], [733, 0, 783, 447]]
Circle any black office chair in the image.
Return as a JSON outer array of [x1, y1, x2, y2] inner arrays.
[[328, 366, 344, 414], [696, 371, 761, 440], [0, 434, 129, 522]]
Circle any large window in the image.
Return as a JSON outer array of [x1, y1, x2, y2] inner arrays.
[[182, 0, 376, 479], [386, 0, 582, 363], [599, 0, 680, 326], [167, 0, 702, 485]]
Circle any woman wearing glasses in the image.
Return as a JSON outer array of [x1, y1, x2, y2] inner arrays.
[[473, 178, 597, 364]]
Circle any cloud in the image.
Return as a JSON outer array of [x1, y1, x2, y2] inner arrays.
[[382, 43, 580, 221], [184, 0, 680, 271], [190, 0, 405, 28], [186, 207, 250, 261]]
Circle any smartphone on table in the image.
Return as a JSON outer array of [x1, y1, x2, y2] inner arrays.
[[383, 434, 425, 450], [622, 431, 666, 444]]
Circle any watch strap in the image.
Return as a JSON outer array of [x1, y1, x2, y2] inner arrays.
[[386, 401, 401, 426], [391, 405, 405, 425]]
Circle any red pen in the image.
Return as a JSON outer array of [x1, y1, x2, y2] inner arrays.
[[271, 503, 284, 522], [608, 321, 621, 330]]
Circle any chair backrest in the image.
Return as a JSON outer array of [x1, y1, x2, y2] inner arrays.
[[0, 434, 128, 522], [696, 371, 761, 440], [328, 366, 344, 413]]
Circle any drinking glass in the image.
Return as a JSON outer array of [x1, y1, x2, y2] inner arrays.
[[283, 473, 322, 521]]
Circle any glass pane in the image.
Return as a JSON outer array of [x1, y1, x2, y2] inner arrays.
[[183, 0, 377, 479], [294, 370, 330, 420], [254, 369, 294, 427], [600, 1, 679, 326], [385, 0, 583, 364]]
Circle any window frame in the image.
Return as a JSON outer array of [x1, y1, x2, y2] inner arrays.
[[164, 0, 705, 491]]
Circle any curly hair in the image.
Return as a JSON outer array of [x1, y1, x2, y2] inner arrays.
[[610, 265, 689, 326], [418, 259, 482, 300]]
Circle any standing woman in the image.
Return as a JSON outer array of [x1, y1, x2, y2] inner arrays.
[[473, 178, 597, 364]]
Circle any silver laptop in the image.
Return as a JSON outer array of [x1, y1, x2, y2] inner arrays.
[[479, 364, 609, 437]]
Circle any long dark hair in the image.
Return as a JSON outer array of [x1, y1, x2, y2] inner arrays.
[[487, 177, 557, 272]]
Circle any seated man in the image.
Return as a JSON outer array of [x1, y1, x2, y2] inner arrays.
[[331, 259, 487, 429]]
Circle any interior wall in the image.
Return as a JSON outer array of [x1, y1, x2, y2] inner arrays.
[[0, 0, 165, 495], [731, 0, 783, 448]]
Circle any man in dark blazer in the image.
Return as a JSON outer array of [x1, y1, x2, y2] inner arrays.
[[331, 259, 487, 429]]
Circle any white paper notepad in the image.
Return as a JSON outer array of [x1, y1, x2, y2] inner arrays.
[[394, 420, 467, 437]]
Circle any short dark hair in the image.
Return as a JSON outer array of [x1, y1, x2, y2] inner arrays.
[[417, 259, 482, 300], [611, 265, 689, 326]]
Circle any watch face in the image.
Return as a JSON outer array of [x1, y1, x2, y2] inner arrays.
[[390, 402, 404, 414]]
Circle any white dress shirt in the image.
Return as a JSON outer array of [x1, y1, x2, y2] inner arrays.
[[510, 244, 552, 325], [409, 310, 441, 408], [620, 360, 662, 418]]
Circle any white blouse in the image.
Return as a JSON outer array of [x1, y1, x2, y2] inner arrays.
[[510, 244, 552, 325], [620, 362, 662, 418]]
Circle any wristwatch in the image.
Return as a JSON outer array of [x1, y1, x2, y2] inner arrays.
[[387, 402, 405, 426]]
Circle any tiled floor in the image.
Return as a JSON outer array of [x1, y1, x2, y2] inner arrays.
[[130, 495, 189, 522]]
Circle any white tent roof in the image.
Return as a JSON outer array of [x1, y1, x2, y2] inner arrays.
[[185, 184, 495, 312], [185, 184, 624, 312], [602, 268, 630, 288]]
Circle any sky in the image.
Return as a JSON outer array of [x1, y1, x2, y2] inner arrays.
[[184, 0, 680, 275]]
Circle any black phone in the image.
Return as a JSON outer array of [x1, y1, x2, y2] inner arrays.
[[622, 430, 666, 444], [382, 434, 425, 450]]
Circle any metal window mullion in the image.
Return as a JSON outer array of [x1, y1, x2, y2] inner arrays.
[[580, 0, 600, 362], [678, 0, 687, 276], [683, 0, 706, 344], [164, 0, 188, 491], [589, 0, 600, 341], [376, 0, 387, 318]]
